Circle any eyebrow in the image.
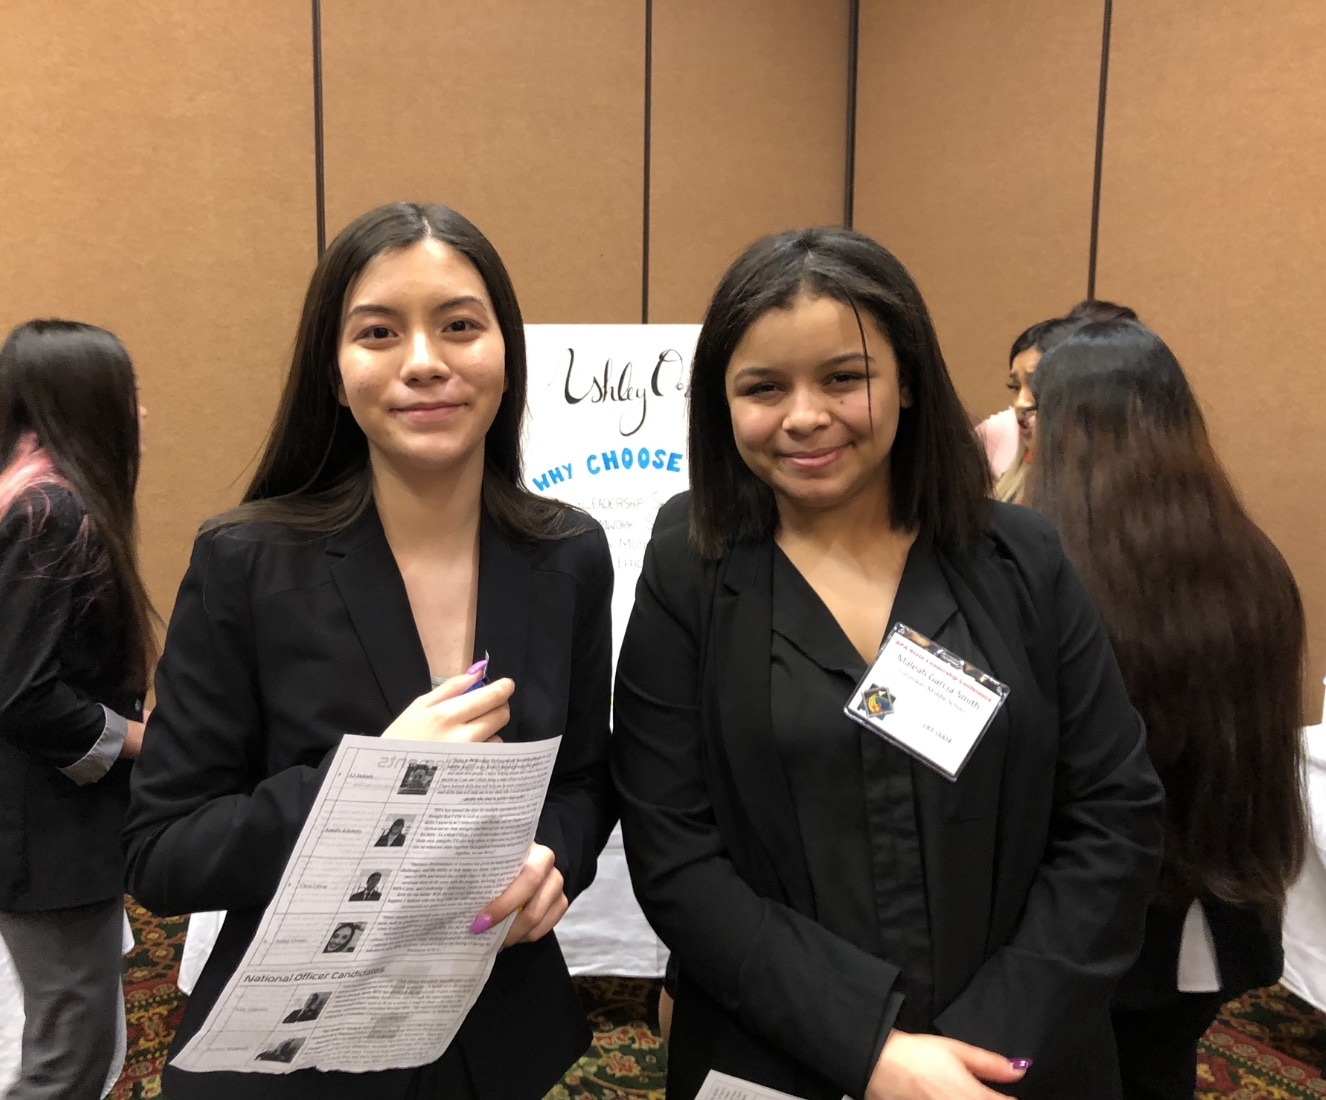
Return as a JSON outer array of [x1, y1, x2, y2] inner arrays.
[[343, 295, 488, 323], [730, 351, 872, 385]]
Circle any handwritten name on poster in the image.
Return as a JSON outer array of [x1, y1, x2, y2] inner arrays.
[[523, 325, 699, 661]]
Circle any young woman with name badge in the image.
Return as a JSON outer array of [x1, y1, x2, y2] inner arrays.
[[123, 202, 617, 1099], [1028, 319, 1308, 1100], [612, 229, 1165, 1100]]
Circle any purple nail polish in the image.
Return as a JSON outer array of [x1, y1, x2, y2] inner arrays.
[[1009, 1058, 1033, 1072], [469, 914, 493, 935], [466, 658, 489, 677]]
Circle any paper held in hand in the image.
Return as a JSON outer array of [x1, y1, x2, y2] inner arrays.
[[844, 622, 1009, 780], [171, 734, 562, 1075], [695, 1069, 852, 1100]]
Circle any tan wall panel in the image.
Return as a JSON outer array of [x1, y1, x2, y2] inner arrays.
[[1096, 1, 1326, 717], [854, 1, 1102, 418], [0, 2, 316, 618], [648, 0, 850, 322], [321, 1, 643, 324]]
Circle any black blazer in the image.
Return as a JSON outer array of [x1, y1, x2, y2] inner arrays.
[[612, 496, 1165, 1100], [124, 504, 617, 1100], [0, 486, 141, 912]]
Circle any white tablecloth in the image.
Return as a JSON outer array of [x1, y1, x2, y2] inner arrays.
[[555, 823, 668, 977], [1281, 723, 1326, 1011]]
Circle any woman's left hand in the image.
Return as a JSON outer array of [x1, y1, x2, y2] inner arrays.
[[470, 843, 567, 948]]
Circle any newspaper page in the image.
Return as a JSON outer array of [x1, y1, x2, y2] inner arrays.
[[695, 1070, 853, 1100], [171, 734, 562, 1075]]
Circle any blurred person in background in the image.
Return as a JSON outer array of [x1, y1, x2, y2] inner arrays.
[[0, 320, 155, 1100], [979, 300, 1137, 500], [1029, 318, 1307, 1100]]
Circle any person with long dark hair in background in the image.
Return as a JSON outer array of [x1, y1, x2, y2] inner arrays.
[[1028, 319, 1308, 1100], [0, 320, 156, 1100], [613, 229, 1164, 1100], [123, 202, 616, 1099], [981, 301, 1137, 498]]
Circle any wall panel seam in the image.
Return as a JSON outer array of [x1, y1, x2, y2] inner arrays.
[[312, 0, 327, 256], [1087, 0, 1114, 298]]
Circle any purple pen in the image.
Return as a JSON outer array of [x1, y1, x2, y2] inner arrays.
[[463, 652, 490, 693]]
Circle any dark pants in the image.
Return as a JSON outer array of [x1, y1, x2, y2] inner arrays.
[[0, 897, 124, 1100], [1112, 992, 1226, 1100]]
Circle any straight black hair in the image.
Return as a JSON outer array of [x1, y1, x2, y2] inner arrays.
[[1063, 298, 1138, 324], [207, 202, 578, 540], [0, 319, 157, 686], [1008, 316, 1082, 367], [687, 227, 989, 557]]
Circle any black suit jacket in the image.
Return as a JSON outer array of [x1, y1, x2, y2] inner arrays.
[[0, 486, 141, 912], [124, 504, 617, 1099], [613, 495, 1165, 1100]]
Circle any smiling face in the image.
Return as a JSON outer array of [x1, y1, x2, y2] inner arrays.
[[326, 925, 354, 951], [724, 292, 910, 519], [336, 238, 506, 482]]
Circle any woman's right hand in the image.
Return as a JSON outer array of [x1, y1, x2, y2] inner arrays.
[[865, 1031, 1029, 1100], [382, 670, 514, 743]]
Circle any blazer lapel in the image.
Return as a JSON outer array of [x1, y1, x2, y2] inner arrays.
[[328, 505, 431, 718], [474, 514, 533, 739], [712, 539, 815, 912]]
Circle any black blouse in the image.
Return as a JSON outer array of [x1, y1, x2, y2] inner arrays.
[[769, 538, 991, 1033]]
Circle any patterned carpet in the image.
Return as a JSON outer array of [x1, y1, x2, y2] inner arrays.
[[108, 899, 1321, 1099]]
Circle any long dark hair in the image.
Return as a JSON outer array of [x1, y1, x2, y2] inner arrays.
[[1029, 320, 1307, 911], [0, 320, 157, 687], [209, 202, 576, 539], [687, 227, 989, 557]]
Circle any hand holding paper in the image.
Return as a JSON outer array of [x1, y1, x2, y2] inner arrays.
[[171, 735, 564, 1075], [469, 842, 569, 948]]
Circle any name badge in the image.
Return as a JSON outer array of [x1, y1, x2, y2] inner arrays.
[[843, 622, 1008, 780]]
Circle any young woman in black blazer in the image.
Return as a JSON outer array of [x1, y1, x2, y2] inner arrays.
[[123, 203, 617, 1099], [612, 229, 1166, 1100], [0, 320, 156, 1098], [1028, 320, 1309, 1100]]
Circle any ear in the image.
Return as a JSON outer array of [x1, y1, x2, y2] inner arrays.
[[900, 383, 914, 409], [335, 379, 349, 407]]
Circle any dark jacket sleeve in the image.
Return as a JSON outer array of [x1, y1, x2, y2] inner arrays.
[[934, 535, 1165, 1056], [534, 523, 617, 901], [123, 529, 335, 916], [613, 532, 901, 1100], [0, 489, 111, 769]]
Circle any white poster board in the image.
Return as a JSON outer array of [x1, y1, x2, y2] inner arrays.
[[523, 324, 698, 661], [523, 324, 699, 976]]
